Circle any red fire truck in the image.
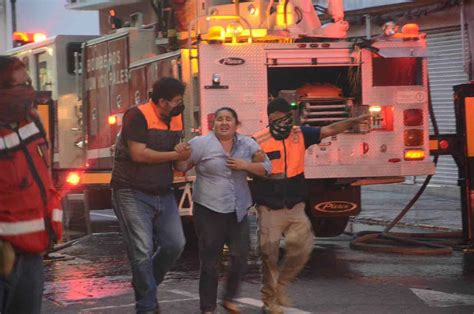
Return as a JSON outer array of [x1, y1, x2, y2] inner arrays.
[[7, 0, 435, 237]]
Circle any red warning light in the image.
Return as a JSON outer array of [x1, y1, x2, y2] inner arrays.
[[439, 140, 449, 150]]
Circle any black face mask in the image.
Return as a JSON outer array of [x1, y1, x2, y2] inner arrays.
[[269, 113, 293, 140], [169, 102, 184, 117]]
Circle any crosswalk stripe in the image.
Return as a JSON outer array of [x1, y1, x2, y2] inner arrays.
[[411, 288, 474, 307], [76, 289, 311, 313], [168, 289, 200, 298]]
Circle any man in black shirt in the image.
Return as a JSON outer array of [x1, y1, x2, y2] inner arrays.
[[111, 77, 190, 314]]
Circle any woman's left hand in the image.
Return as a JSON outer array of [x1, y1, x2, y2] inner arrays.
[[226, 158, 248, 171]]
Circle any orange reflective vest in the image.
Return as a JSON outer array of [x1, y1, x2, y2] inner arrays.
[[0, 114, 63, 253], [138, 100, 183, 132], [252, 127, 308, 209], [111, 101, 183, 194]]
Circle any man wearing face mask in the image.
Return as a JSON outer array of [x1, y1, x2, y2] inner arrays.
[[111, 77, 189, 314], [0, 56, 63, 314], [252, 97, 370, 314]]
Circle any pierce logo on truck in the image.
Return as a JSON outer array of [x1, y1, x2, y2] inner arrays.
[[218, 57, 245, 66], [315, 201, 358, 213]]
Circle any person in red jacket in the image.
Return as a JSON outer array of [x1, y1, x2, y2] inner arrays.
[[0, 55, 63, 314]]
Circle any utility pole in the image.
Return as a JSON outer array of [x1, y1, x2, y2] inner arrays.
[[464, 0, 474, 80], [10, 0, 16, 33], [0, 0, 9, 52]]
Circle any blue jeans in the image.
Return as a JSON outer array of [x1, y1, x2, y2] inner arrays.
[[0, 253, 44, 314], [113, 189, 186, 313]]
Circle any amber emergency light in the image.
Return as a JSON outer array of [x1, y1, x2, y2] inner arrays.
[[404, 149, 425, 161], [13, 32, 47, 45], [66, 172, 81, 186]]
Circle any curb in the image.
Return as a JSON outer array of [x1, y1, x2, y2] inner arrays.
[[362, 183, 460, 200], [350, 217, 462, 232]]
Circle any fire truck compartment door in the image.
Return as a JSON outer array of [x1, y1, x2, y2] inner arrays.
[[198, 44, 268, 136]]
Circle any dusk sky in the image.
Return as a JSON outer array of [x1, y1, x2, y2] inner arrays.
[[15, 0, 99, 37]]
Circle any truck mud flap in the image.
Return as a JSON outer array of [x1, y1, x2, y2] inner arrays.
[[307, 179, 361, 218]]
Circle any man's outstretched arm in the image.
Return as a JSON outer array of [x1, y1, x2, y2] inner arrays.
[[320, 114, 371, 139]]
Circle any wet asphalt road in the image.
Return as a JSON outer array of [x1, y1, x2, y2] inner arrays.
[[42, 185, 474, 314]]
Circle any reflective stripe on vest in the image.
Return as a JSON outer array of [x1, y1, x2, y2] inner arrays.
[[254, 127, 305, 178], [138, 101, 183, 131], [0, 218, 45, 236], [0, 122, 40, 151]]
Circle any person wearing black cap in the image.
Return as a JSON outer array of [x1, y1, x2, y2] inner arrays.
[[252, 97, 370, 313]]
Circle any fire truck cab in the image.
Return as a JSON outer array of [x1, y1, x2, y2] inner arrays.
[[6, 35, 97, 192]]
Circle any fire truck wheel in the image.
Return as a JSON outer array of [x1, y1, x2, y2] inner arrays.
[[309, 217, 349, 237]]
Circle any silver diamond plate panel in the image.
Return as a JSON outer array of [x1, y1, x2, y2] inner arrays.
[[198, 43, 268, 136]]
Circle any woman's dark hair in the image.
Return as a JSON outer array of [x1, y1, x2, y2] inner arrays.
[[0, 56, 25, 88], [150, 77, 185, 103], [214, 107, 240, 125]]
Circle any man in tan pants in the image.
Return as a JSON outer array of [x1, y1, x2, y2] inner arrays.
[[252, 98, 370, 313]]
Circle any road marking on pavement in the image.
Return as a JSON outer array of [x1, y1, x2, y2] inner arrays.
[[90, 212, 117, 219], [77, 290, 310, 313], [168, 289, 200, 298], [411, 288, 474, 307], [78, 297, 200, 313], [168, 291, 310, 313], [153, 291, 312, 313], [78, 303, 134, 313], [236, 297, 311, 313]]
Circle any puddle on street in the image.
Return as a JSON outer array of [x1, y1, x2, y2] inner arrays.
[[44, 228, 262, 305], [44, 233, 132, 305]]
